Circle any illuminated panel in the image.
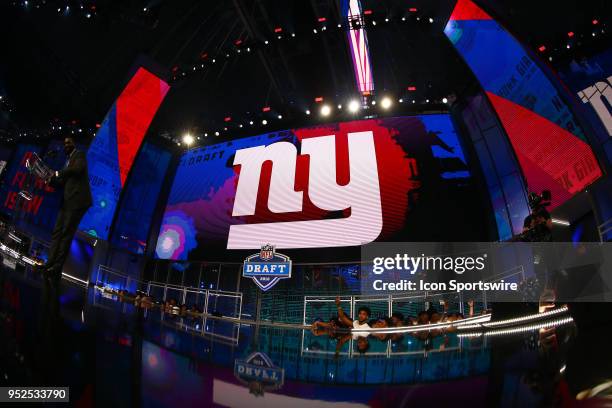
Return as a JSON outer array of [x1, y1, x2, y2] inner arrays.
[[343, 0, 374, 94], [0, 144, 45, 219], [155, 115, 487, 261], [445, 0, 602, 209], [79, 67, 170, 239], [111, 142, 172, 254], [559, 49, 612, 162]]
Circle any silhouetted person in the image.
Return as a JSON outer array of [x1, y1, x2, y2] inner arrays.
[[42, 137, 92, 280]]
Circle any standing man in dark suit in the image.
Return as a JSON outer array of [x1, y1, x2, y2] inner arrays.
[[42, 137, 92, 280]]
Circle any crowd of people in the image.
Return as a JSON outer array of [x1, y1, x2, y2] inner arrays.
[[101, 287, 204, 318], [312, 296, 476, 331], [310, 296, 482, 354]]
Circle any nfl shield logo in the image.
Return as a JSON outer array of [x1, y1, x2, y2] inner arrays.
[[234, 352, 284, 396], [243, 244, 292, 291], [260, 244, 274, 260]]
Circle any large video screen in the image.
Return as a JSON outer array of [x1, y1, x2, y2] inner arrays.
[[78, 67, 170, 240], [0, 144, 44, 219], [559, 48, 612, 163], [111, 142, 172, 254], [445, 0, 602, 209], [0, 142, 88, 235], [155, 115, 490, 262]]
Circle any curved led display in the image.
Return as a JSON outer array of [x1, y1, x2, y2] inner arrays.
[[444, 0, 602, 209], [155, 115, 490, 261], [79, 67, 170, 239]]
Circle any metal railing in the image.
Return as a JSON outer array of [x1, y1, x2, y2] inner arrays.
[[302, 266, 525, 325], [599, 217, 612, 241], [145, 280, 243, 320]]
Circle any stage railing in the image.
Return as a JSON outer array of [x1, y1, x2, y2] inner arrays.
[[95, 264, 148, 293], [599, 217, 612, 241], [95, 263, 524, 329], [145, 280, 243, 320], [302, 265, 525, 326]]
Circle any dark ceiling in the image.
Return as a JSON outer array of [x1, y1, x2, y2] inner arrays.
[[0, 0, 608, 141]]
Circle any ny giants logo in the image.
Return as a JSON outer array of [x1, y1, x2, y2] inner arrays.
[[578, 75, 612, 137], [227, 131, 382, 249]]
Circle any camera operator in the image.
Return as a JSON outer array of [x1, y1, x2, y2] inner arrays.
[[514, 191, 553, 243]]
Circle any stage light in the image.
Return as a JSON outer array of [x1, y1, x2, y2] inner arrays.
[[429, 17, 434, 23], [249, 120, 254, 125], [566, 44, 571, 49], [306, 109, 311, 115], [337, 104, 342, 109], [399, 98, 404, 103], [348, 100, 360, 113], [371, 100, 376, 105], [143, 7, 147, 12], [381, 97, 392, 109], [86, 13, 91, 18], [320, 105, 332, 116], [214, 131, 220, 136], [291, 33, 295, 37], [265, 40, 269, 44], [337, 24, 342, 28], [239, 124, 243, 128], [552, 218, 571, 226], [426, 99, 430, 103], [538, 45, 546, 52], [567, 31, 574, 37], [401, 17, 406, 21], [313, 29, 318, 34], [442, 97, 448, 104], [372, 21, 376, 26], [385, 18, 389, 22], [593, 19, 599, 25], [322, 26, 327, 31], [262, 119, 268, 125], [277, 114, 283, 119]]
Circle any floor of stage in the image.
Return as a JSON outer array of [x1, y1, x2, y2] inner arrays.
[[0, 265, 611, 407]]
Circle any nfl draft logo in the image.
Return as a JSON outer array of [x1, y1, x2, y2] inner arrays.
[[234, 352, 284, 396], [243, 244, 291, 291]]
